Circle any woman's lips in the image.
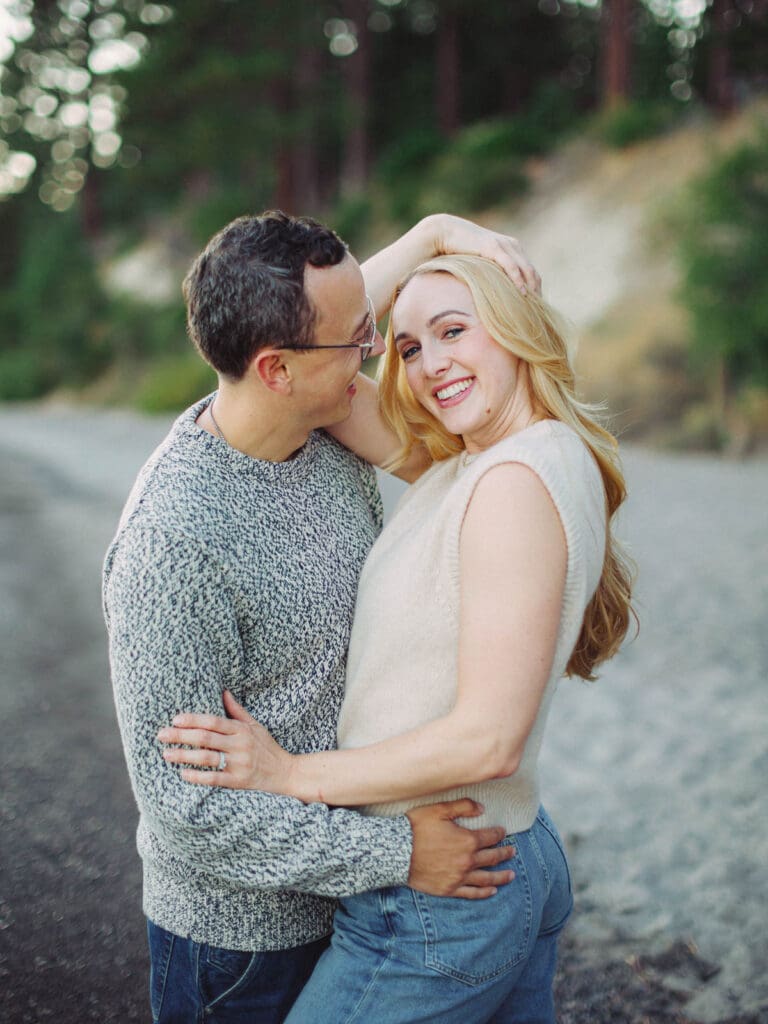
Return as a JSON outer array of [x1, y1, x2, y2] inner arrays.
[[434, 377, 475, 408]]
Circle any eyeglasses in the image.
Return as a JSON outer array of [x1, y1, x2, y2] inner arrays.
[[288, 296, 377, 362]]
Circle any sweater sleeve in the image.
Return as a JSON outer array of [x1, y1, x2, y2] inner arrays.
[[104, 526, 412, 897]]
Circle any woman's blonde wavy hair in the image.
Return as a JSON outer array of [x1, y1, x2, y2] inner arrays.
[[378, 254, 635, 680]]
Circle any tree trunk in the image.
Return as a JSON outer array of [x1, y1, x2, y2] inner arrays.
[[292, 41, 323, 214], [340, 0, 370, 194], [436, 6, 460, 137], [601, 0, 633, 109], [79, 171, 102, 242], [706, 0, 734, 114], [270, 77, 296, 213]]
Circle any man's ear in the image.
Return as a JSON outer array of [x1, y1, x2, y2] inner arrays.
[[251, 348, 293, 394]]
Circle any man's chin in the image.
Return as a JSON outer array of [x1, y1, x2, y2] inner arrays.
[[317, 398, 354, 431]]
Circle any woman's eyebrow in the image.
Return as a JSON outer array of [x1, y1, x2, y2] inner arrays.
[[427, 308, 471, 327], [394, 309, 472, 344]]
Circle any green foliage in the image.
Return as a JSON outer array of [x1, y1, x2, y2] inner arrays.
[[135, 351, 217, 413], [597, 100, 680, 149], [0, 349, 52, 401], [186, 184, 271, 246], [0, 204, 111, 398], [420, 126, 529, 215], [103, 298, 187, 362], [375, 82, 576, 223], [510, 80, 580, 155], [2, 0, 764, 413], [376, 130, 449, 225], [0, 192, 195, 402], [330, 194, 374, 252], [678, 131, 768, 390]]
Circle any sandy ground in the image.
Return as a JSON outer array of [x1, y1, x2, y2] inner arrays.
[[0, 403, 766, 1023]]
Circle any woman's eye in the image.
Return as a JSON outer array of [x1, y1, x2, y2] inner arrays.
[[443, 326, 464, 340], [400, 344, 420, 361]]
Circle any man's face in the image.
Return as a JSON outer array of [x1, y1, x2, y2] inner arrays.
[[296, 255, 384, 428]]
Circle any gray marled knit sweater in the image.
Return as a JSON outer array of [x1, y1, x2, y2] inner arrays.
[[103, 395, 413, 952]]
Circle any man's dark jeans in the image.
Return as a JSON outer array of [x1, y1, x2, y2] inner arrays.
[[147, 918, 329, 1023]]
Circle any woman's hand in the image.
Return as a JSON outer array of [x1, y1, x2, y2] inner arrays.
[[423, 213, 541, 296], [362, 213, 541, 320], [157, 690, 296, 794]]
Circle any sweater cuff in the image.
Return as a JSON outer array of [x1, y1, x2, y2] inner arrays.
[[352, 813, 413, 893]]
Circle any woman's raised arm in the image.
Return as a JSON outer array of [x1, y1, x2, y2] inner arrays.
[[361, 213, 539, 317]]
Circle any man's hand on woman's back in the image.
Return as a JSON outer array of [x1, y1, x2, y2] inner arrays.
[[406, 798, 515, 900]]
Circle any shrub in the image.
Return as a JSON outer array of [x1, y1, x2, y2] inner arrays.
[[376, 129, 448, 224], [188, 183, 270, 245], [374, 85, 576, 224], [134, 350, 217, 413], [678, 131, 768, 391], [0, 349, 53, 401], [420, 145, 528, 215], [598, 100, 678, 149], [331, 193, 373, 251], [0, 206, 111, 395]]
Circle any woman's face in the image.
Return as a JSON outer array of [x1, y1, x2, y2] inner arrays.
[[391, 272, 532, 452]]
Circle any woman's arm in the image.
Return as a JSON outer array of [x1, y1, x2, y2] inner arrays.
[[361, 213, 539, 318], [159, 463, 566, 805], [326, 371, 431, 484], [325, 215, 540, 481]]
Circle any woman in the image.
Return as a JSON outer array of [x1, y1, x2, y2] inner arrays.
[[162, 254, 634, 1022]]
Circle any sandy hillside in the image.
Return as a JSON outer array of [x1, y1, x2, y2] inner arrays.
[[486, 101, 768, 443]]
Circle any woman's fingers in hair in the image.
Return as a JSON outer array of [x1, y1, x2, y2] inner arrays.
[[494, 236, 541, 296], [434, 214, 541, 295]]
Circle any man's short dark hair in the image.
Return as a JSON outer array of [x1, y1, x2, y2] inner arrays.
[[182, 210, 348, 379]]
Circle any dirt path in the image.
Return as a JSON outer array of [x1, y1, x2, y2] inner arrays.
[[0, 405, 765, 1023]]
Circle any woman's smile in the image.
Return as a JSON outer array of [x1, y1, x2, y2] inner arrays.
[[433, 376, 476, 407], [392, 272, 536, 451]]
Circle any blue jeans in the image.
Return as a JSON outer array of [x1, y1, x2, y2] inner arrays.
[[285, 808, 573, 1024], [146, 919, 329, 1024]]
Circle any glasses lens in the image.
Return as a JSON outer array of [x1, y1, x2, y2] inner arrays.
[[362, 301, 376, 357]]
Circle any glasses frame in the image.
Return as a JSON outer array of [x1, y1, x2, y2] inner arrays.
[[287, 296, 377, 362]]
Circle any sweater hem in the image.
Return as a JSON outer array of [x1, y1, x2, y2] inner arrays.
[[143, 870, 336, 952]]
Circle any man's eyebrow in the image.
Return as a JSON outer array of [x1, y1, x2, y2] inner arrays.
[[394, 309, 471, 344]]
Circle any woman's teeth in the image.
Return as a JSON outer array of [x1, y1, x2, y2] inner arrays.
[[436, 378, 473, 401]]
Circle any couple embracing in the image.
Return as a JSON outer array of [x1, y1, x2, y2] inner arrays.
[[104, 210, 633, 1023]]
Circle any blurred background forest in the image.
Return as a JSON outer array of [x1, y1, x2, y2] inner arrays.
[[1, 0, 767, 451]]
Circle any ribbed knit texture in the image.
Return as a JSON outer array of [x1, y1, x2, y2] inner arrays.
[[337, 419, 607, 834], [103, 395, 413, 952]]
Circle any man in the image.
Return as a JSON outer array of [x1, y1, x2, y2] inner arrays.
[[103, 210, 538, 1023]]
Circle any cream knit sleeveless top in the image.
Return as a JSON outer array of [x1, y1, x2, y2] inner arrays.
[[337, 420, 607, 834]]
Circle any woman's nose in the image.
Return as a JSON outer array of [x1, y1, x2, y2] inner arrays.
[[421, 340, 451, 377]]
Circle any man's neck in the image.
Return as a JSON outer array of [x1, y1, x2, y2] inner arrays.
[[198, 383, 311, 463]]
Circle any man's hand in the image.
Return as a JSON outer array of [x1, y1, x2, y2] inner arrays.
[[406, 799, 515, 900]]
